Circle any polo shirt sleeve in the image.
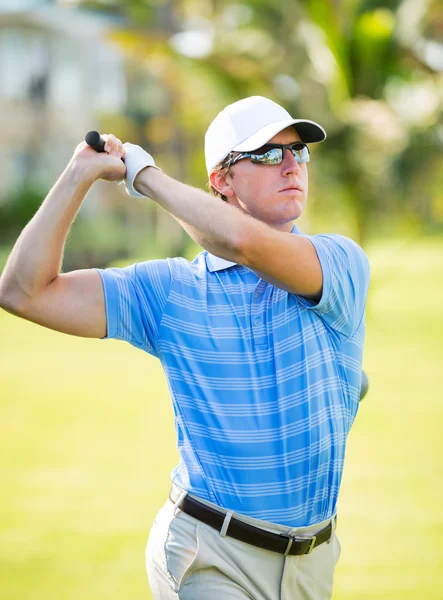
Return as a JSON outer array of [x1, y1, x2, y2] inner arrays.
[[298, 234, 370, 339], [94, 258, 174, 357]]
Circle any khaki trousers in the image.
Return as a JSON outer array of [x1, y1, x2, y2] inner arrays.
[[146, 493, 341, 600]]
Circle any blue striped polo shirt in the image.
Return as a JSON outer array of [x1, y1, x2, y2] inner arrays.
[[96, 224, 370, 527]]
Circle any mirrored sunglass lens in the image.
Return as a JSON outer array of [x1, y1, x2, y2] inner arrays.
[[250, 148, 282, 164], [291, 145, 309, 163]]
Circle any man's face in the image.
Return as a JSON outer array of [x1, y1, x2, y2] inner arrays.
[[220, 126, 309, 232]]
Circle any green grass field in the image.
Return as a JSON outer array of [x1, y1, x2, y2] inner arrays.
[[1, 236, 442, 599]]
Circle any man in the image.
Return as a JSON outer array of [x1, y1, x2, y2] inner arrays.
[[0, 96, 370, 599]]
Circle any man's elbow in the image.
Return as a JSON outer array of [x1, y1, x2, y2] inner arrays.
[[0, 278, 30, 316]]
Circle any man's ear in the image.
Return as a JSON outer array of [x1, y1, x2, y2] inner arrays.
[[209, 169, 235, 198]]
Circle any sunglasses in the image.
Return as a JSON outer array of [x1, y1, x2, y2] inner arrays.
[[222, 142, 310, 168]]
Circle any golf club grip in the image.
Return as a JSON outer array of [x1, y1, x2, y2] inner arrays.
[[85, 131, 105, 153]]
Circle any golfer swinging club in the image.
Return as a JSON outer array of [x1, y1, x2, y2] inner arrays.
[[0, 96, 370, 599]]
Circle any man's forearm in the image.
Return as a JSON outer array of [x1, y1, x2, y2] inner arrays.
[[0, 162, 94, 308], [134, 168, 259, 262]]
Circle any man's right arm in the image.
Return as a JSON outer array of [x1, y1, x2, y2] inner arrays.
[[0, 135, 126, 339]]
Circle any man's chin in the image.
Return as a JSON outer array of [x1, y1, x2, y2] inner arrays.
[[268, 213, 303, 231], [289, 201, 304, 221], [250, 200, 305, 227]]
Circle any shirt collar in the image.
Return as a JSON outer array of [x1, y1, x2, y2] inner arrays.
[[205, 222, 302, 273]]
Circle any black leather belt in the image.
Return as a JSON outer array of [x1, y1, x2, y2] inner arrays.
[[169, 486, 336, 556]]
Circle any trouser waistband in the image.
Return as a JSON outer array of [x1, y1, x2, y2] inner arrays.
[[169, 485, 336, 556]]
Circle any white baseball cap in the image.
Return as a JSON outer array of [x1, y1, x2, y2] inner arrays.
[[205, 96, 326, 174]]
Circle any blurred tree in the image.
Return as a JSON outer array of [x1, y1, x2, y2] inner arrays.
[[0, 185, 45, 243], [300, 0, 443, 241], [71, 0, 443, 248]]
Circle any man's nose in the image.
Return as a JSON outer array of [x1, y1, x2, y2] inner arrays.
[[281, 148, 300, 174]]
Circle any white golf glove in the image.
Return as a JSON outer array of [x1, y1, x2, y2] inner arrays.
[[123, 142, 161, 198]]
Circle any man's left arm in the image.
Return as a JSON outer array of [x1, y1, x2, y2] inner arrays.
[[134, 167, 323, 299]]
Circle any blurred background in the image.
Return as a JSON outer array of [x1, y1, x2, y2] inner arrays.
[[0, 0, 442, 598]]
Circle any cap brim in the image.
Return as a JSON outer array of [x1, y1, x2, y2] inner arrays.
[[232, 118, 326, 153]]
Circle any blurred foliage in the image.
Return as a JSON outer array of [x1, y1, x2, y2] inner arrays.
[[0, 185, 46, 243], [63, 215, 133, 271], [2, 0, 442, 266], [74, 0, 157, 26], [79, 0, 443, 247]]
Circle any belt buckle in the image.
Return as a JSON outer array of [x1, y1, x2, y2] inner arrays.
[[284, 534, 316, 556]]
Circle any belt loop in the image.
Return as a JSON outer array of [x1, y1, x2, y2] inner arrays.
[[220, 511, 233, 538], [327, 514, 336, 543], [173, 490, 188, 516], [283, 535, 294, 557]]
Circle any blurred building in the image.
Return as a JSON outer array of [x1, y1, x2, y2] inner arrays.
[[0, 0, 126, 201], [0, 0, 192, 268]]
